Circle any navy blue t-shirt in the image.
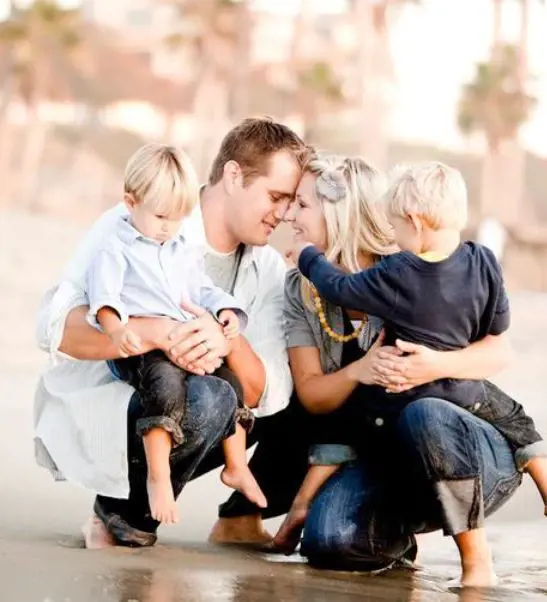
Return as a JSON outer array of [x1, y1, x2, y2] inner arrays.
[[298, 242, 510, 408]]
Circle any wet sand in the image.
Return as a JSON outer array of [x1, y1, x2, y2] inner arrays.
[[1, 210, 547, 601]]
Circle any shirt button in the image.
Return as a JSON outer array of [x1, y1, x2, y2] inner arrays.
[[375, 417, 384, 427], [473, 402, 481, 412]]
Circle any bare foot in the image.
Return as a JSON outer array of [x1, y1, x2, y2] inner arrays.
[[272, 504, 308, 555], [208, 515, 273, 545], [147, 475, 179, 524], [81, 514, 115, 549], [460, 562, 498, 588], [221, 466, 267, 509]]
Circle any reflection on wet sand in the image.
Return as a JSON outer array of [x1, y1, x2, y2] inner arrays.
[[113, 567, 419, 602]]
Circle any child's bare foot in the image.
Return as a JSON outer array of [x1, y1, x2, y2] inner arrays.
[[272, 504, 308, 555], [147, 475, 179, 524], [460, 561, 498, 588], [221, 466, 267, 509]]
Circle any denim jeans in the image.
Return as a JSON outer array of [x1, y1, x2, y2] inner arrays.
[[301, 397, 522, 571], [95, 374, 237, 541]]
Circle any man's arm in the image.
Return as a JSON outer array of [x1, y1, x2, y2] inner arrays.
[[58, 306, 174, 360], [227, 249, 292, 416], [224, 335, 266, 409]]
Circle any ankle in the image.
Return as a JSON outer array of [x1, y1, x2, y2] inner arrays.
[[291, 497, 310, 512], [147, 468, 171, 483]]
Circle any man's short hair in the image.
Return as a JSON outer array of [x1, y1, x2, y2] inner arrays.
[[208, 117, 310, 186], [386, 161, 468, 230]]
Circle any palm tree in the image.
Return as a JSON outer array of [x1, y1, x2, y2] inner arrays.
[[350, 0, 419, 168], [458, 0, 542, 224], [287, 0, 345, 143], [0, 1, 81, 208], [165, 0, 252, 177], [458, 46, 535, 154]]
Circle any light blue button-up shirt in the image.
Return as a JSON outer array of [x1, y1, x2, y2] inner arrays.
[[85, 216, 247, 329]]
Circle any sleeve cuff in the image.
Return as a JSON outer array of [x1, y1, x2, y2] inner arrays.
[[298, 245, 322, 278], [515, 441, 547, 472], [87, 299, 128, 330], [309, 444, 357, 465], [215, 307, 249, 332]]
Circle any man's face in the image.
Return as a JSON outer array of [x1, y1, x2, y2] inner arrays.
[[227, 150, 301, 246]]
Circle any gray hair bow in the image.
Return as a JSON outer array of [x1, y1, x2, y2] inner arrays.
[[315, 168, 347, 203]]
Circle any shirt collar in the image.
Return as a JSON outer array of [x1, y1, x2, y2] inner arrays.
[[117, 216, 185, 248], [180, 196, 259, 271]]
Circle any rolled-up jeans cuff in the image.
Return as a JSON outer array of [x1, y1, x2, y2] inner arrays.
[[309, 444, 357, 466], [515, 440, 547, 472], [435, 477, 484, 536], [136, 416, 185, 446]]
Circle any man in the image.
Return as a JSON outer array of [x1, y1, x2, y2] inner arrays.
[[35, 117, 310, 547]]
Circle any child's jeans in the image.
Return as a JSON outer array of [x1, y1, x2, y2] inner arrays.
[[309, 382, 547, 473], [109, 350, 253, 445]]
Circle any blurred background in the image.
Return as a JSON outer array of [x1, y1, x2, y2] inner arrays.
[[0, 0, 546, 289], [1, 5, 547, 598]]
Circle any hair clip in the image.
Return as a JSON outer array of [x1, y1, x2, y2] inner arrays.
[[316, 168, 346, 203]]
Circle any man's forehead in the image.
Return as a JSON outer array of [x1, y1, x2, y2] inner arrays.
[[263, 151, 301, 196]]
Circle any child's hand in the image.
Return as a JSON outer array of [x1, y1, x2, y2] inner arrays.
[[286, 239, 313, 267], [218, 310, 240, 340], [110, 326, 142, 358]]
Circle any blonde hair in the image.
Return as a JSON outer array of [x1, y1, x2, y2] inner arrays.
[[386, 161, 468, 230], [124, 143, 199, 215], [301, 154, 397, 308]]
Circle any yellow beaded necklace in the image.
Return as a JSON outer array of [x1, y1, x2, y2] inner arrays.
[[311, 286, 368, 343]]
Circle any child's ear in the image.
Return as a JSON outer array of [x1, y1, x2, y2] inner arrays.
[[407, 213, 423, 234], [123, 192, 137, 210]]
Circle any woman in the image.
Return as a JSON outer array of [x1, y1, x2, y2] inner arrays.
[[280, 154, 521, 586]]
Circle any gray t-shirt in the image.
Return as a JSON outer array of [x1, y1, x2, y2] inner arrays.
[[204, 245, 238, 293]]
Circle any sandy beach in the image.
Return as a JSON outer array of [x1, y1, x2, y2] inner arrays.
[[1, 210, 547, 602]]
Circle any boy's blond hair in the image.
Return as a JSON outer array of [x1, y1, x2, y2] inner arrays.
[[124, 143, 199, 215], [386, 162, 468, 230]]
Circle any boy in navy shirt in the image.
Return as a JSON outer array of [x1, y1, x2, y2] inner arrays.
[[275, 161, 547, 565]]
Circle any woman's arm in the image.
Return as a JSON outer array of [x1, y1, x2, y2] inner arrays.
[[290, 333, 387, 414], [371, 333, 514, 394]]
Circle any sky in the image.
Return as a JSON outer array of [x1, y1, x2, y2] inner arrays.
[[1, 0, 546, 156]]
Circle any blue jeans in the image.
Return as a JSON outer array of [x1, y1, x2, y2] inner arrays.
[[95, 374, 237, 543], [301, 398, 522, 571]]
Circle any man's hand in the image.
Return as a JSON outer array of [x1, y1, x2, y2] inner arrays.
[[160, 301, 228, 375], [371, 339, 445, 394]]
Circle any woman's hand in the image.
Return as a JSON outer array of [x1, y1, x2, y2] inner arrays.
[[347, 330, 388, 385], [371, 339, 445, 393]]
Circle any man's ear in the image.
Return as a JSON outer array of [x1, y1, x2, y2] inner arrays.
[[123, 192, 137, 210], [223, 160, 243, 193]]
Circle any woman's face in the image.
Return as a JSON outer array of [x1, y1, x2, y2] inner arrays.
[[289, 172, 328, 251]]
